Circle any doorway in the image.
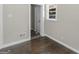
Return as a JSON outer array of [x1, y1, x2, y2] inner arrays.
[[31, 4, 42, 39]]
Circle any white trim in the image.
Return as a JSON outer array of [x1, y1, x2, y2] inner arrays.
[[29, 4, 31, 40], [44, 34, 79, 53], [40, 5, 45, 36], [0, 38, 30, 49]]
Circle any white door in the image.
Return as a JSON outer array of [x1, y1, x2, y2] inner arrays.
[[35, 5, 41, 33]]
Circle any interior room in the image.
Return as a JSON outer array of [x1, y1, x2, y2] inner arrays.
[[0, 4, 79, 54]]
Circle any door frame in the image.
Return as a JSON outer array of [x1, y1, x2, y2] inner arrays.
[[30, 4, 45, 36], [40, 4, 45, 36]]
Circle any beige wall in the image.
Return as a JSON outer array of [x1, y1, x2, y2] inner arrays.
[[0, 5, 3, 46], [44, 4, 79, 51], [3, 4, 30, 44]]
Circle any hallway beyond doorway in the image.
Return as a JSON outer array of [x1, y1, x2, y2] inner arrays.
[[31, 30, 40, 39]]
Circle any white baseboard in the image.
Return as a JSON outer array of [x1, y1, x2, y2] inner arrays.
[[44, 34, 79, 53], [0, 38, 30, 49]]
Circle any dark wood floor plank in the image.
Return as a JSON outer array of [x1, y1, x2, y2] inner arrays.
[[0, 36, 76, 54]]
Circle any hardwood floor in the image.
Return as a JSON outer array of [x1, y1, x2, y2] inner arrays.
[[0, 36, 76, 54]]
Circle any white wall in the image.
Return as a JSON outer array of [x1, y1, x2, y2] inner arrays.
[[3, 4, 30, 44], [44, 4, 79, 52], [0, 4, 3, 46]]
